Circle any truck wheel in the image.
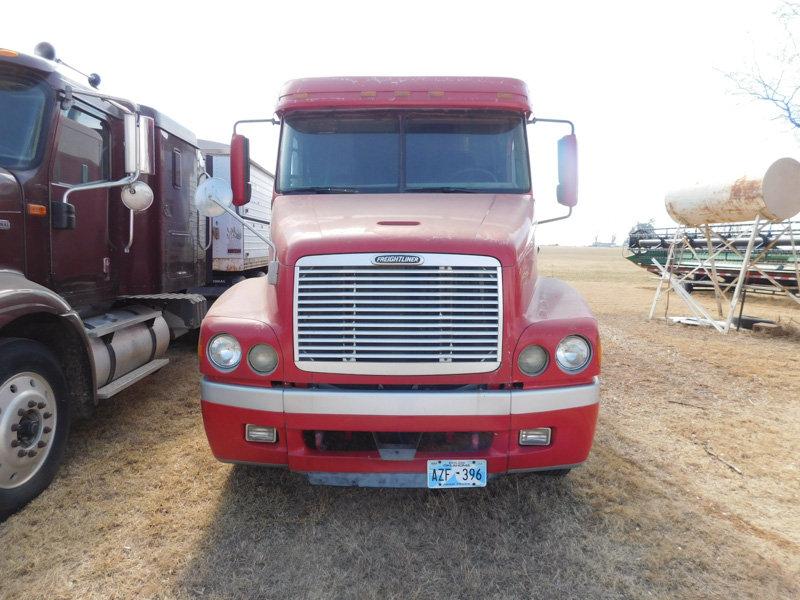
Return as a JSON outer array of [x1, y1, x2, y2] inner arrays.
[[0, 338, 70, 520], [534, 468, 571, 477]]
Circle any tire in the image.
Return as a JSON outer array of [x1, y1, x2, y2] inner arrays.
[[534, 468, 571, 477], [0, 338, 70, 520]]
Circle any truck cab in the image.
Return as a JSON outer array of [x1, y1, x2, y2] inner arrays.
[[198, 77, 600, 488], [0, 46, 207, 517]]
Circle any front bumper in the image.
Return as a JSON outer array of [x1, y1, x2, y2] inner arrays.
[[200, 377, 600, 482]]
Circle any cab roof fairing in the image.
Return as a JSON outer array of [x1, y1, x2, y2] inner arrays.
[[275, 76, 533, 114]]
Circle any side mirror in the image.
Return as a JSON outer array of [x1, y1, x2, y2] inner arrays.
[[124, 114, 137, 174], [137, 116, 154, 174], [195, 177, 232, 218], [231, 134, 252, 206], [123, 114, 155, 175], [556, 134, 578, 207]]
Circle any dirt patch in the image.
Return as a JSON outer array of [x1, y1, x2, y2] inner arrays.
[[0, 247, 797, 599]]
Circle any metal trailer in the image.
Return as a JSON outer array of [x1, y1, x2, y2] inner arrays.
[[197, 140, 273, 296]]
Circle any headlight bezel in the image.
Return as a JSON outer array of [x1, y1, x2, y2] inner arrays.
[[555, 335, 592, 374], [207, 333, 243, 371], [247, 343, 279, 375], [517, 344, 549, 376]]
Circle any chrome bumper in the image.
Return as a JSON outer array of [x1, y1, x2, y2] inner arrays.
[[201, 377, 600, 416]]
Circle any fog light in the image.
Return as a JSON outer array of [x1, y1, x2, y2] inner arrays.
[[245, 425, 277, 443], [519, 428, 551, 446]]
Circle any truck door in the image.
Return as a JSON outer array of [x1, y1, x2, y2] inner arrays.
[[0, 168, 23, 272], [49, 104, 114, 305]]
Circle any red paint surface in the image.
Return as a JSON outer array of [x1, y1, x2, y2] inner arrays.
[[269, 193, 533, 267], [201, 400, 597, 474]]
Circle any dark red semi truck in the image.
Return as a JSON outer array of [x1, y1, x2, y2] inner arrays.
[[0, 45, 215, 516]]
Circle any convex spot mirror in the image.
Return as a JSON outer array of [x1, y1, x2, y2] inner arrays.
[[556, 133, 578, 207], [121, 181, 154, 212], [195, 177, 233, 218], [123, 114, 155, 175]]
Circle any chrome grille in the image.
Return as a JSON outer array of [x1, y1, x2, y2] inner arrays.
[[294, 254, 502, 375]]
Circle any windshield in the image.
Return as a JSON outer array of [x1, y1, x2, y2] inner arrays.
[[278, 111, 531, 194], [0, 73, 51, 170]]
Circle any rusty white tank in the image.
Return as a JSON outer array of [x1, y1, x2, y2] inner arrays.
[[665, 157, 800, 226]]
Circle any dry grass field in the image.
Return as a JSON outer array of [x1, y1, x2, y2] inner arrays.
[[1, 247, 798, 599]]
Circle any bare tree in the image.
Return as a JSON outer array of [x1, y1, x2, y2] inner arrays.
[[730, 2, 800, 128]]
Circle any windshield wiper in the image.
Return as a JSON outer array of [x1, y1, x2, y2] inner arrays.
[[284, 186, 361, 194], [406, 187, 483, 193]]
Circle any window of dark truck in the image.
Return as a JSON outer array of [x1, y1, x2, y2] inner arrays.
[[277, 111, 531, 194], [53, 105, 110, 184], [0, 72, 51, 170]]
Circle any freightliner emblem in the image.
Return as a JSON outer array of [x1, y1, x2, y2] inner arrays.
[[372, 254, 423, 265]]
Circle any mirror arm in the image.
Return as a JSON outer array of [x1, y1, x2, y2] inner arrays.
[[233, 117, 281, 133], [124, 209, 135, 254], [195, 167, 214, 252], [527, 116, 575, 134], [214, 201, 279, 284], [202, 216, 213, 251], [535, 206, 572, 225], [62, 170, 140, 204]]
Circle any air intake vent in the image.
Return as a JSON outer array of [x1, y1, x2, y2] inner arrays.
[[294, 253, 502, 375]]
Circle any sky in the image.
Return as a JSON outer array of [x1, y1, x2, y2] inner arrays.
[[5, 0, 800, 245]]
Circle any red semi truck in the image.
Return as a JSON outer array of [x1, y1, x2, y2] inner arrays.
[[197, 77, 600, 488]]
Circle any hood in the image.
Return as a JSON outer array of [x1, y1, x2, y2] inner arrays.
[[271, 193, 534, 267]]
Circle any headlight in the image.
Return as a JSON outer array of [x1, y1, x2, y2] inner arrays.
[[207, 334, 242, 370], [555, 335, 591, 373], [518, 344, 548, 376], [248, 344, 279, 374]]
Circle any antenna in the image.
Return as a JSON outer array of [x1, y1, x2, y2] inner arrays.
[[34, 41, 101, 89]]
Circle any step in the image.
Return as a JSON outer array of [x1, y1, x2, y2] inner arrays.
[[96, 358, 170, 400], [84, 307, 162, 338]]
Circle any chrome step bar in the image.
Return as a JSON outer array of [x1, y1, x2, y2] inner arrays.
[[96, 358, 169, 400]]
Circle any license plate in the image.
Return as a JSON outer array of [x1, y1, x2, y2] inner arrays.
[[427, 459, 487, 488]]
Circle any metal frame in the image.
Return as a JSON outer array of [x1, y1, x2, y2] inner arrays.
[[647, 215, 800, 333], [234, 117, 281, 133], [527, 116, 576, 224]]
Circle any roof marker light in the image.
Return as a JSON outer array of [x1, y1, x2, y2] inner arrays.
[[0, 49, 19, 57], [360, 90, 377, 97], [428, 90, 445, 97], [394, 90, 411, 97]]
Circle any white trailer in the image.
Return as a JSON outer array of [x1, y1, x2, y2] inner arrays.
[[198, 139, 273, 279]]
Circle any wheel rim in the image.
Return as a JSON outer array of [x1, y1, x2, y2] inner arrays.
[[0, 372, 57, 489]]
